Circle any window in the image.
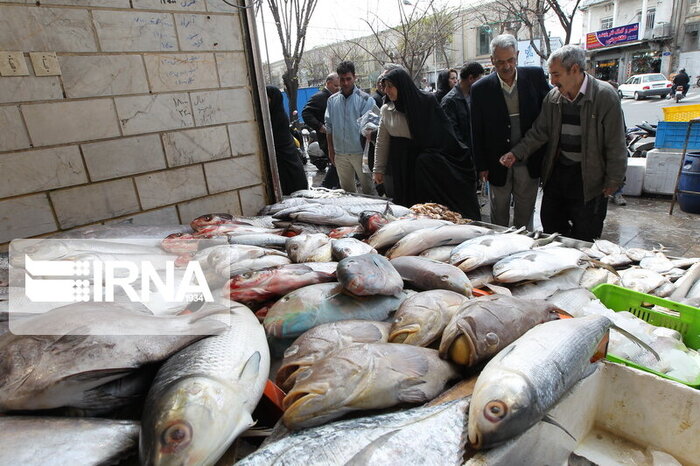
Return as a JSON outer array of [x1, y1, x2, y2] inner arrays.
[[478, 26, 492, 56], [642, 74, 665, 82], [601, 17, 613, 29], [646, 8, 656, 30]]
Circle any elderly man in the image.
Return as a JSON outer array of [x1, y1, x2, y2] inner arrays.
[[325, 61, 375, 194], [471, 34, 551, 228], [500, 45, 627, 242]]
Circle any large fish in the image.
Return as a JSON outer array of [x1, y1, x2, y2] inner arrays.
[[206, 244, 286, 269], [309, 196, 411, 217], [237, 398, 470, 466], [0, 303, 227, 412], [263, 283, 409, 338], [336, 253, 404, 296], [0, 417, 139, 466], [331, 238, 377, 260], [468, 314, 613, 449], [391, 256, 472, 296], [287, 205, 360, 226], [419, 245, 455, 262], [449, 233, 534, 272], [214, 254, 291, 278], [389, 290, 469, 346], [190, 213, 276, 231], [226, 264, 335, 305], [619, 267, 670, 294], [282, 343, 460, 429], [367, 218, 452, 250], [276, 320, 392, 391], [359, 211, 390, 235], [286, 233, 333, 263], [386, 224, 492, 259], [493, 247, 585, 283], [439, 295, 562, 366], [227, 233, 288, 249], [140, 305, 269, 466]]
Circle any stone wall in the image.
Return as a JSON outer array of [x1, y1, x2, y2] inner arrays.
[[0, 0, 271, 248]]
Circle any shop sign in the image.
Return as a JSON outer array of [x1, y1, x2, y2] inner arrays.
[[586, 23, 639, 50]]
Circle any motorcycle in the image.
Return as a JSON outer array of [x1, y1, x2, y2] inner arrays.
[[675, 85, 685, 103], [626, 121, 656, 158]]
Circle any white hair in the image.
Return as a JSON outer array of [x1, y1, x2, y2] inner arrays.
[[548, 45, 586, 72], [490, 34, 518, 56]]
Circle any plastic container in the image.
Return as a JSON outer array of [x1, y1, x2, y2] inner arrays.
[[644, 148, 683, 194], [591, 283, 700, 388], [622, 157, 645, 196], [655, 121, 700, 150], [678, 153, 700, 214], [662, 104, 700, 122]]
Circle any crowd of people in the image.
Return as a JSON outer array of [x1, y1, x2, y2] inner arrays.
[[268, 34, 629, 243]]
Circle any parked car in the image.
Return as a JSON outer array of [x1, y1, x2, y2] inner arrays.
[[617, 73, 672, 100]]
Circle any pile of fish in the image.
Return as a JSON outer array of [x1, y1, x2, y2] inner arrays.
[[1, 188, 699, 464]]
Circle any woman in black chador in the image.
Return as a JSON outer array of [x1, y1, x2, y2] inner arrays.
[[372, 68, 481, 220], [266, 86, 308, 195]]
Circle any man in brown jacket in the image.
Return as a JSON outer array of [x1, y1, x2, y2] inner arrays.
[[500, 45, 627, 242]]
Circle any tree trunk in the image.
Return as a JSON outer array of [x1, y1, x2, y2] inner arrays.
[[283, 68, 299, 121]]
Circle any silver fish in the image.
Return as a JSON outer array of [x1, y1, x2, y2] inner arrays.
[[331, 238, 377, 260], [282, 343, 460, 430], [237, 398, 469, 466], [389, 290, 469, 346], [468, 315, 613, 449], [367, 219, 452, 250], [386, 224, 492, 259], [640, 252, 676, 273], [337, 253, 404, 296], [286, 233, 333, 263], [593, 239, 625, 256], [308, 196, 412, 217], [493, 247, 585, 283], [276, 320, 391, 391], [0, 417, 139, 466], [419, 246, 455, 262], [391, 256, 472, 296], [449, 233, 533, 272], [619, 267, 670, 294], [282, 204, 359, 226], [651, 281, 676, 298], [599, 253, 633, 268], [467, 266, 496, 289], [205, 244, 285, 268], [259, 197, 311, 215], [213, 254, 291, 278], [579, 267, 612, 290], [509, 268, 586, 300], [625, 247, 655, 262], [140, 305, 269, 466], [670, 262, 700, 301], [227, 233, 288, 249]]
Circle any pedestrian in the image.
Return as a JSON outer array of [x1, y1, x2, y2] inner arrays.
[[421, 77, 432, 92], [499, 45, 627, 242], [434, 68, 458, 102], [266, 86, 309, 195], [302, 72, 340, 188], [372, 68, 481, 219], [373, 75, 386, 108], [441, 62, 484, 151], [471, 34, 551, 228], [324, 61, 375, 194]]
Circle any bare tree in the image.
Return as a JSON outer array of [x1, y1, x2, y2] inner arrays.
[[260, 0, 320, 118], [353, 0, 460, 82], [547, 0, 582, 45]]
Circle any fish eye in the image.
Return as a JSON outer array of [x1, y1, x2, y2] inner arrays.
[[242, 272, 253, 279], [440, 275, 449, 281], [484, 400, 508, 422], [161, 421, 192, 450], [204, 215, 212, 221]]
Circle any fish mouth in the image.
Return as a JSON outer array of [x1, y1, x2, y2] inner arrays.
[[448, 335, 475, 366], [282, 388, 324, 411], [275, 364, 310, 392], [388, 324, 420, 343], [468, 429, 482, 449]]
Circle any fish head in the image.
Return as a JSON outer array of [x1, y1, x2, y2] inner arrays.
[[281, 355, 364, 429], [359, 211, 388, 235], [227, 268, 273, 290], [190, 213, 233, 231], [389, 306, 440, 345], [13, 240, 71, 264], [141, 376, 253, 466], [161, 233, 199, 254], [451, 249, 485, 272], [468, 370, 535, 449]]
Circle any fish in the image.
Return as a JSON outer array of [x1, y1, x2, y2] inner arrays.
[[207, 244, 287, 270], [11, 238, 161, 266], [226, 264, 335, 305], [276, 221, 336, 235], [670, 262, 700, 300], [640, 252, 676, 273], [259, 197, 310, 215], [468, 314, 614, 449], [467, 266, 496, 289], [286, 233, 333, 263], [625, 247, 655, 262], [438, 295, 562, 366], [509, 268, 586, 300], [307, 196, 411, 217], [282, 343, 460, 430], [217, 255, 291, 278], [302, 262, 338, 276], [449, 233, 533, 272], [367, 218, 452, 250], [579, 266, 613, 290], [388, 290, 469, 346], [493, 247, 585, 283], [236, 398, 469, 466], [593, 239, 625, 256], [263, 283, 409, 338], [336, 254, 404, 296], [331, 238, 377, 260], [190, 213, 276, 231], [390, 256, 472, 296], [227, 233, 288, 249], [51, 224, 192, 243], [0, 417, 139, 466], [140, 305, 269, 466], [651, 281, 676, 298], [599, 253, 633, 268], [328, 225, 364, 239], [288, 205, 360, 226], [419, 245, 455, 262], [276, 320, 392, 392], [386, 224, 492, 259], [359, 211, 390, 235], [619, 267, 670, 294], [0, 303, 228, 412]]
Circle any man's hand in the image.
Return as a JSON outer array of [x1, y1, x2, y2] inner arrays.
[[499, 152, 517, 168], [319, 125, 327, 134], [603, 186, 618, 197], [479, 171, 489, 182], [373, 173, 384, 184]]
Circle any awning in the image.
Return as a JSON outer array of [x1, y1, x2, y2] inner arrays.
[[587, 40, 649, 54]]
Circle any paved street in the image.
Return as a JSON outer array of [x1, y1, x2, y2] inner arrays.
[[622, 86, 700, 127]]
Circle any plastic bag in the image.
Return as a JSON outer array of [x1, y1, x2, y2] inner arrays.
[[357, 105, 381, 174]]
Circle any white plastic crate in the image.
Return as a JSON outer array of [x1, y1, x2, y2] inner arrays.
[[623, 157, 646, 196], [643, 149, 683, 195]]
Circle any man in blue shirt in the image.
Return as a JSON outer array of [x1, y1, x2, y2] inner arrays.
[[325, 61, 375, 194]]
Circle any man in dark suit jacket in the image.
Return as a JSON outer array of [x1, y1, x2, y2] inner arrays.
[[471, 34, 551, 228], [302, 72, 339, 187], [441, 61, 484, 152]]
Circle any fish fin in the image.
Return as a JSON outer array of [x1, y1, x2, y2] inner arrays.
[[483, 283, 511, 296], [239, 351, 262, 383], [587, 259, 620, 276], [345, 430, 402, 465], [512, 226, 527, 234], [610, 324, 660, 361], [398, 387, 429, 404], [542, 414, 576, 443], [533, 232, 560, 248]]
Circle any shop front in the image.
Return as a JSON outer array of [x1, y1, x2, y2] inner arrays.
[[594, 58, 619, 82]]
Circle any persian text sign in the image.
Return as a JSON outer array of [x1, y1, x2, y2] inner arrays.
[[586, 23, 639, 50]]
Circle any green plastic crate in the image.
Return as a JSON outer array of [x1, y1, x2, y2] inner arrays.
[[591, 283, 700, 388]]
